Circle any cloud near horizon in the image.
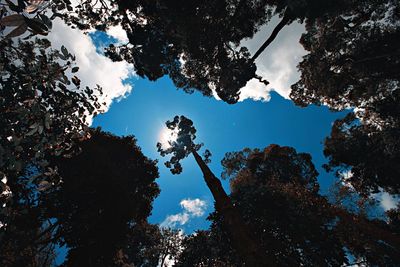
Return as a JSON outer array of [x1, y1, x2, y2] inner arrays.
[[161, 198, 207, 228]]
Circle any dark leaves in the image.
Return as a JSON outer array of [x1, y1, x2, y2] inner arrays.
[[157, 115, 203, 174]]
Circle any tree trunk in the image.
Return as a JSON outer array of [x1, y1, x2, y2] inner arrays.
[[192, 150, 274, 266], [251, 13, 290, 61]]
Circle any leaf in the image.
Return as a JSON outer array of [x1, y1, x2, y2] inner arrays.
[[61, 45, 69, 57], [29, 122, 39, 129], [25, 17, 48, 34], [39, 14, 52, 29], [71, 76, 81, 86], [71, 66, 79, 73], [6, 23, 27, 38], [25, 4, 38, 13], [0, 14, 24, 26], [26, 127, 37, 136], [44, 113, 51, 129]]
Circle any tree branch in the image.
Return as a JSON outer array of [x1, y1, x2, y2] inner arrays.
[[251, 13, 291, 61]]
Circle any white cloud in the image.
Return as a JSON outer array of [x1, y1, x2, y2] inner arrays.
[[180, 198, 207, 217], [47, 19, 134, 118], [161, 198, 207, 228], [239, 16, 306, 102], [379, 192, 398, 211], [161, 213, 190, 228], [106, 25, 129, 43]]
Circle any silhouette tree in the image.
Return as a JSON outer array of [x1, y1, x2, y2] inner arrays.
[[38, 129, 160, 266], [27, 0, 351, 104], [290, 0, 400, 110], [0, 167, 58, 267], [103, 0, 356, 104], [289, 0, 400, 195], [175, 229, 241, 266], [157, 115, 272, 266], [176, 145, 400, 266], [0, 130, 161, 266], [323, 110, 400, 195], [0, 36, 104, 265]]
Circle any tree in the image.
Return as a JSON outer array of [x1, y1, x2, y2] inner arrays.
[[0, 34, 104, 267], [323, 111, 400, 195], [176, 145, 400, 266], [0, 167, 58, 267], [105, 0, 357, 104], [157, 115, 272, 266], [290, 0, 400, 110], [34, 0, 351, 104], [1, 130, 161, 266], [175, 230, 241, 267], [38, 129, 160, 266], [289, 0, 400, 195], [0, 25, 104, 203]]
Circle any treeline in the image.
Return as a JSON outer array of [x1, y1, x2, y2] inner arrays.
[[0, 0, 399, 266]]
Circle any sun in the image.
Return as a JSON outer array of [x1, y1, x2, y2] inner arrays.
[[159, 127, 178, 148]]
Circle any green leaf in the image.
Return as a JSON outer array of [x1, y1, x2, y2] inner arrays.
[[71, 66, 79, 73]]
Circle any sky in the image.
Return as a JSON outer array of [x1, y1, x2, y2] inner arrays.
[[91, 75, 348, 232], [46, 16, 397, 235]]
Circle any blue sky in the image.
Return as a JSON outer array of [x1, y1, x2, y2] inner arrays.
[[92, 74, 348, 233]]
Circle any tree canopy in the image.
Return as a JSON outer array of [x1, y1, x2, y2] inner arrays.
[[177, 145, 400, 266]]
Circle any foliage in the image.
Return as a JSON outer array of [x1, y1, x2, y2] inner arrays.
[[175, 230, 241, 267], [0, 36, 104, 243], [157, 115, 203, 174], [0, 167, 57, 267], [0, 129, 161, 266], [290, 0, 400, 110], [324, 111, 400, 195], [41, 129, 160, 266], [290, 0, 400, 195], [103, 0, 360, 103], [178, 145, 400, 266]]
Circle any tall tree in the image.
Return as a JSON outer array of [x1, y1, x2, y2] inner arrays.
[[176, 145, 400, 266], [289, 0, 400, 195], [157, 115, 272, 266]]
